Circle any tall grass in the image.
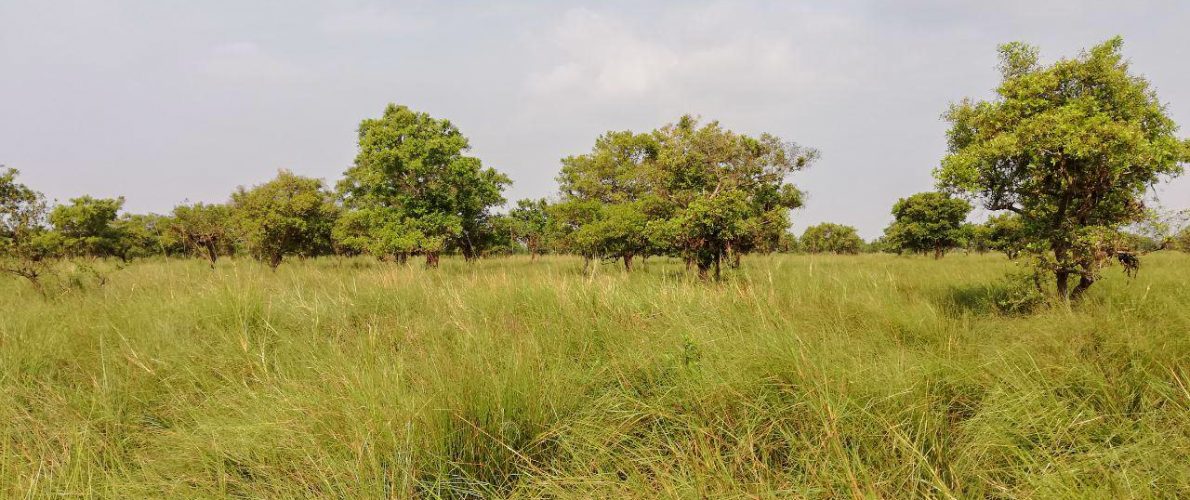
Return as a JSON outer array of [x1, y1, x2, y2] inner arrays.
[[1, 253, 1187, 497]]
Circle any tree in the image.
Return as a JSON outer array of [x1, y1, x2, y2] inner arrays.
[[48, 195, 125, 258], [555, 130, 657, 270], [937, 38, 1189, 298], [170, 202, 234, 267], [984, 213, 1027, 259], [508, 198, 551, 260], [113, 213, 183, 259], [231, 170, 339, 269], [958, 222, 993, 253], [645, 116, 817, 278], [800, 223, 863, 254], [338, 104, 510, 267], [883, 192, 972, 258], [0, 167, 55, 291]]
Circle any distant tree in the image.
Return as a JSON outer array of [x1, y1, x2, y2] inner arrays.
[[48, 196, 125, 258], [170, 202, 234, 267], [476, 213, 518, 256], [231, 170, 339, 269], [1130, 207, 1190, 251], [0, 167, 55, 291], [576, 201, 650, 270], [546, 199, 603, 267], [983, 213, 1027, 259], [337, 104, 510, 267], [800, 223, 863, 254], [508, 198, 551, 260], [937, 37, 1189, 298], [883, 192, 972, 258], [113, 213, 181, 259], [1175, 226, 1190, 252], [777, 231, 801, 253], [958, 222, 993, 253]]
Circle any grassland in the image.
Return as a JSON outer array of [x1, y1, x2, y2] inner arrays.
[[1, 253, 1188, 498]]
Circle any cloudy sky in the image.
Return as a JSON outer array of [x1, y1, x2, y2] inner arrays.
[[3, 0, 1188, 238]]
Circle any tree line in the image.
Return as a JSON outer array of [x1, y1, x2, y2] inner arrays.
[[3, 38, 1189, 298]]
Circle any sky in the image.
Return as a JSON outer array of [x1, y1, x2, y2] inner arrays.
[[2, 0, 1189, 239]]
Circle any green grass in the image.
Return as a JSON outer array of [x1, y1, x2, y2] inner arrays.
[[2, 253, 1188, 498]]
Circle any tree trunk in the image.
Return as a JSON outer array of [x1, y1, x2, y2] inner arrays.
[[1071, 274, 1094, 300], [1055, 270, 1069, 298], [934, 246, 943, 259], [713, 251, 722, 280], [425, 252, 440, 268], [204, 243, 218, 269]]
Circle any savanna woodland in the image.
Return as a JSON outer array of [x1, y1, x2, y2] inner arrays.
[[4, 38, 1190, 498]]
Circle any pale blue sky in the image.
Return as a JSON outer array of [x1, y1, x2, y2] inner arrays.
[[3, 0, 1188, 238]]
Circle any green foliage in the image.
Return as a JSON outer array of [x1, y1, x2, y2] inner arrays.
[[48, 195, 125, 258], [800, 222, 863, 254], [937, 37, 1190, 298], [170, 202, 234, 266], [556, 116, 817, 277], [957, 222, 992, 253], [984, 213, 1027, 258], [508, 198, 551, 258], [883, 192, 972, 258], [337, 104, 510, 266], [231, 170, 339, 269], [0, 167, 55, 290], [112, 213, 183, 259]]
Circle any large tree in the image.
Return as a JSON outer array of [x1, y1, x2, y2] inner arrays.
[[883, 192, 972, 258], [231, 170, 339, 269], [937, 38, 1189, 298], [48, 195, 125, 258], [337, 104, 510, 267]]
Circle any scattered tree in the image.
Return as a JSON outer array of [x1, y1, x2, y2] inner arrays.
[[0, 167, 55, 292], [937, 37, 1189, 298], [337, 104, 510, 267], [883, 192, 972, 258], [983, 213, 1027, 259], [800, 222, 863, 254], [48, 195, 125, 258], [508, 198, 551, 260], [170, 202, 234, 267], [231, 170, 339, 269]]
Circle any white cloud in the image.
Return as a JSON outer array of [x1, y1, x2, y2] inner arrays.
[[525, 5, 854, 101]]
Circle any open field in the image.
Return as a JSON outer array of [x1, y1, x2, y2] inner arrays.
[[2, 253, 1188, 498]]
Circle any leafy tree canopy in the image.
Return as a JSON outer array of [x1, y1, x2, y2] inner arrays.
[[883, 192, 971, 258], [48, 195, 125, 258], [800, 222, 863, 254], [232, 170, 339, 268], [937, 37, 1189, 297], [338, 104, 510, 266]]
